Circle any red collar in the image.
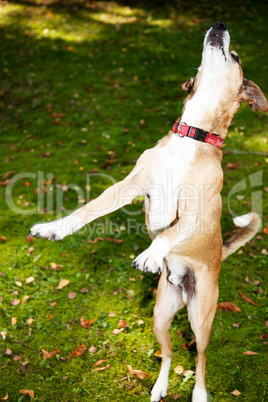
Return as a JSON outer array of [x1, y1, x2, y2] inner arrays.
[[172, 122, 224, 149]]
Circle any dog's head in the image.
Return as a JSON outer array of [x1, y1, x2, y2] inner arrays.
[[181, 21, 268, 113]]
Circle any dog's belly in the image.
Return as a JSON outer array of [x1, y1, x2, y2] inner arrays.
[[144, 135, 196, 237]]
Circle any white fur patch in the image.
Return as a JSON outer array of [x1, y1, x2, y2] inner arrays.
[[233, 213, 252, 227], [151, 358, 171, 402]]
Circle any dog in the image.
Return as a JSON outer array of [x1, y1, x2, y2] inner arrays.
[[30, 21, 267, 401]]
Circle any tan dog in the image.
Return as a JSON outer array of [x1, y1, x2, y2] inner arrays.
[[30, 22, 267, 401]]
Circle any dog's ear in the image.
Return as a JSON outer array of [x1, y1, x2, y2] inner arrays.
[[242, 79, 268, 112], [181, 77, 195, 93]]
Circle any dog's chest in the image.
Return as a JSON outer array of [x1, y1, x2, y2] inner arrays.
[[144, 135, 196, 235]]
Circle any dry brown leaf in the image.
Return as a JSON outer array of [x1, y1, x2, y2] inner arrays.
[[49, 302, 57, 307], [112, 329, 122, 335], [80, 317, 97, 329], [41, 347, 60, 359], [88, 346, 97, 353], [172, 394, 181, 400], [260, 333, 268, 340], [0, 236, 7, 242], [108, 311, 116, 317], [231, 390, 241, 396], [15, 281, 22, 287], [263, 227, 268, 235], [67, 345, 87, 362], [94, 363, 111, 372], [182, 339, 196, 351], [25, 276, 35, 284], [19, 390, 35, 398], [5, 348, 12, 355], [13, 355, 21, 362], [10, 298, 20, 306], [126, 364, 151, 379], [153, 350, 162, 358], [22, 295, 31, 304], [79, 288, 89, 293], [217, 302, 241, 313], [68, 292, 77, 300], [56, 279, 70, 290], [11, 317, 17, 326], [239, 292, 259, 306], [93, 359, 108, 367], [137, 320, 144, 325], [50, 262, 63, 270], [118, 319, 129, 329], [242, 351, 258, 355], [173, 365, 184, 374], [26, 318, 34, 326], [1, 393, 8, 400]]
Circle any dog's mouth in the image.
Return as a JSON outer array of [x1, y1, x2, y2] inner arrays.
[[204, 21, 229, 60]]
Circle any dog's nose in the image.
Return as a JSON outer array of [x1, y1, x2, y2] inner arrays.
[[212, 21, 226, 31]]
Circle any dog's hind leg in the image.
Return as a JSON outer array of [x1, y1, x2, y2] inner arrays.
[[150, 262, 185, 402], [187, 273, 219, 402]]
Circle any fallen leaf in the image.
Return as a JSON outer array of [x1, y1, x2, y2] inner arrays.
[[263, 227, 268, 235], [173, 365, 184, 374], [5, 348, 12, 355], [260, 334, 268, 340], [183, 370, 195, 376], [217, 302, 241, 312], [1, 393, 8, 400], [226, 162, 238, 170], [239, 292, 259, 306], [153, 350, 162, 358], [10, 298, 20, 306], [41, 347, 60, 359], [137, 320, 144, 325], [49, 301, 57, 307], [0, 236, 7, 242], [26, 318, 34, 326], [118, 320, 129, 329], [28, 246, 34, 254], [242, 351, 258, 355], [112, 329, 122, 335], [80, 317, 97, 329], [19, 390, 35, 399], [56, 279, 70, 289], [231, 390, 241, 396], [1, 331, 7, 340], [182, 339, 196, 350], [67, 345, 87, 362], [11, 317, 17, 326], [79, 288, 89, 293], [22, 295, 31, 304], [94, 363, 111, 371], [126, 364, 151, 379], [15, 281, 22, 287], [68, 292, 77, 299], [25, 276, 35, 284], [172, 394, 181, 400], [13, 355, 21, 362], [93, 359, 108, 367], [50, 262, 63, 270], [88, 346, 97, 353], [108, 311, 116, 317]]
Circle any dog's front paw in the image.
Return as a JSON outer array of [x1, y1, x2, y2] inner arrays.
[[131, 237, 170, 274], [30, 216, 84, 240]]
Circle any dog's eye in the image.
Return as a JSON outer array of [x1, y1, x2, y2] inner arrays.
[[231, 53, 240, 63]]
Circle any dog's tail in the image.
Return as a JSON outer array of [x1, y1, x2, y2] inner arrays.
[[221, 212, 261, 261]]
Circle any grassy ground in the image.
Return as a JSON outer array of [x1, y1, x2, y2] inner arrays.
[[0, 0, 267, 401]]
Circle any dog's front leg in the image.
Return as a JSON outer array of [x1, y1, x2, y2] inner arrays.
[[30, 169, 145, 240], [132, 212, 196, 274]]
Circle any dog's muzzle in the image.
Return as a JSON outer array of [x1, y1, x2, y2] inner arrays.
[[206, 21, 227, 48]]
